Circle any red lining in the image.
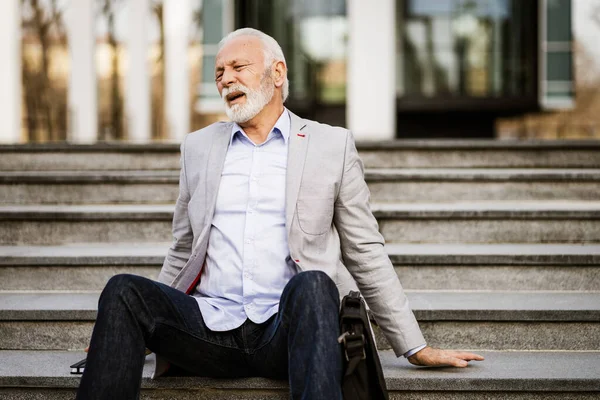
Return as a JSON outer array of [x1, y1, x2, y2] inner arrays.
[[185, 260, 206, 295], [185, 274, 201, 295]]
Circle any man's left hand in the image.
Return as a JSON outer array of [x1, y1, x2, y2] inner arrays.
[[407, 346, 484, 367]]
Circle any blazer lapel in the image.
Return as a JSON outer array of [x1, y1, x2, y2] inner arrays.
[[286, 111, 309, 236], [204, 122, 232, 224]]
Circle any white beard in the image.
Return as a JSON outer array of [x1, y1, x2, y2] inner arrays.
[[222, 76, 275, 123]]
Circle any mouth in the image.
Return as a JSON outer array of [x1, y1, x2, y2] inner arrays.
[[226, 91, 246, 104]]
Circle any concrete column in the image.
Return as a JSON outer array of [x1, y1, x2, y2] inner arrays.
[[347, 0, 396, 141], [126, 0, 151, 142], [0, 0, 22, 143], [66, 0, 97, 143], [164, 0, 191, 142]]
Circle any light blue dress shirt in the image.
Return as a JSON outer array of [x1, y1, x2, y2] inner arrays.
[[191, 109, 297, 331], [190, 108, 425, 357]]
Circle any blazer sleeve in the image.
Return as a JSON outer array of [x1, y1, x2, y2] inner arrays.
[[157, 137, 194, 285], [333, 131, 426, 356]]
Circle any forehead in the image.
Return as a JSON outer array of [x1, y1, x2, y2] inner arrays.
[[215, 36, 265, 67]]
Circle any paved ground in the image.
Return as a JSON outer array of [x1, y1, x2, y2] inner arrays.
[[1, 350, 599, 392]]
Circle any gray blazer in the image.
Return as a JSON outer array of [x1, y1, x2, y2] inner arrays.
[[152, 111, 425, 378]]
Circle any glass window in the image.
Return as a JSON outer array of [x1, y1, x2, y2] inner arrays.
[[236, 0, 347, 126], [21, 0, 70, 142], [192, 0, 231, 128], [540, 0, 574, 107], [546, 0, 571, 42], [547, 51, 572, 82], [397, 0, 537, 100]]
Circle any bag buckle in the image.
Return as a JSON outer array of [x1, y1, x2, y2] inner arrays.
[[337, 332, 367, 361]]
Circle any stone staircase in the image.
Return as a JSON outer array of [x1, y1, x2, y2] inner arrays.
[[1, 140, 599, 399]]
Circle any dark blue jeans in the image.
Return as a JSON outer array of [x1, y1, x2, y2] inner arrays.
[[76, 270, 343, 399]]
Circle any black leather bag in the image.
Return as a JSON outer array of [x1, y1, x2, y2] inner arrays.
[[338, 291, 389, 400]]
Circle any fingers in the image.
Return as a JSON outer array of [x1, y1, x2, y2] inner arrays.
[[412, 348, 483, 368], [84, 346, 89, 353], [448, 357, 468, 368], [449, 351, 485, 361], [438, 352, 468, 368], [464, 353, 485, 361]]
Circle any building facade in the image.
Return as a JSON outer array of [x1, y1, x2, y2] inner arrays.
[[0, 0, 575, 143]]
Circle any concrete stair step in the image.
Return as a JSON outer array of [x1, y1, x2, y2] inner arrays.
[[0, 144, 181, 171], [0, 170, 179, 205], [1, 140, 600, 171], [1, 291, 598, 351], [358, 140, 600, 168], [388, 243, 600, 291], [0, 204, 173, 245], [366, 168, 600, 202], [1, 243, 600, 291], [1, 202, 600, 245], [0, 242, 169, 291], [0, 350, 599, 399], [2, 168, 600, 204], [373, 201, 600, 243]]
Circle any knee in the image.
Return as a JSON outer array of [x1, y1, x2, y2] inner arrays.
[[288, 271, 339, 305], [100, 274, 143, 304], [104, 273, 135, 293]]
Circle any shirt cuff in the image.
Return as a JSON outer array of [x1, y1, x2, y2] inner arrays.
[[403, 344, 427, 358]]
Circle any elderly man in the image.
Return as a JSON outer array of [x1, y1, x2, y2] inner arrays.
[[76, 28, 483, 400]]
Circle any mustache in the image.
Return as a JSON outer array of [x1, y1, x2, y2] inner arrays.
[[221, 84, 249, 99]]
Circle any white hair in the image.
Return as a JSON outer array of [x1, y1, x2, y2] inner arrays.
[[217, 28, 289, 102]]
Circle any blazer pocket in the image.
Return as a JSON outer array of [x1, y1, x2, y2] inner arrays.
[[297, 196, 334, 235]]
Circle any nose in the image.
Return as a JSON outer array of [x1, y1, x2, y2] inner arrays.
[[222, 68, 236, 88]]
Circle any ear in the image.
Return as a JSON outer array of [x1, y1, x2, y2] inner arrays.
[[272, 60, 287, 88]]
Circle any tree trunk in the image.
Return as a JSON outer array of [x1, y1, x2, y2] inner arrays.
[[107, 6, 123, 140], [32, 0, 54, 141]]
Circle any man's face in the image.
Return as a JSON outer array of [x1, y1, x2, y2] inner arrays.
[[215, 36, 275, 123]]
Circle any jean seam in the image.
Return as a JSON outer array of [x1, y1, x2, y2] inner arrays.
[[152, 282, 197, 331], [141, 279, 241, 351], [117, 283, 157, 341], [250, 317, 282, 354], [154, 320, 241, 351]]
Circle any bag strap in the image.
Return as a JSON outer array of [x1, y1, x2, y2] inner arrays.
[[338, 291, 367, 376]]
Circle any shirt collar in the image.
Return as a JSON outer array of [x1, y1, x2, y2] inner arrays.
[[230, 108, 291, 146]]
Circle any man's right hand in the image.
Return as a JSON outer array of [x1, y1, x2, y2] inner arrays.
[[408, 346, 484, 367]]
